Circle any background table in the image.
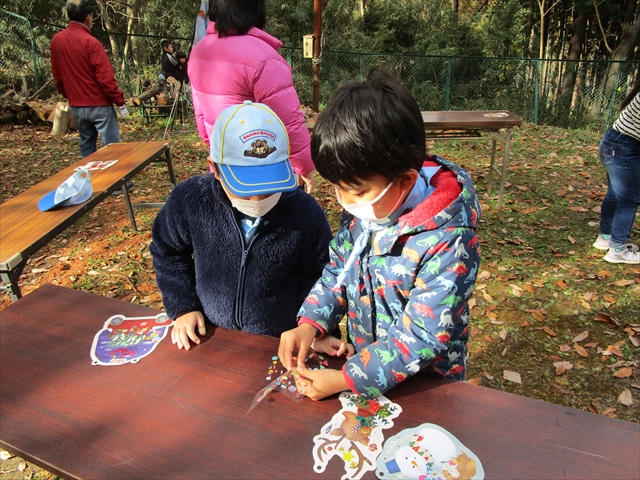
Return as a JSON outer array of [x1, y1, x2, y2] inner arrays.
[[1, 285, 638, 479], [0, 141, 174, 301], [306, 110, 522, 210]]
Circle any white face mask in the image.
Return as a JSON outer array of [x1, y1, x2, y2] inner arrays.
[[337, 181, 403, 225], [229, 192, 282, 218]]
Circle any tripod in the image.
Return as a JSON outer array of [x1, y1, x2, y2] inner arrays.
[[162, 79, 192, 140]]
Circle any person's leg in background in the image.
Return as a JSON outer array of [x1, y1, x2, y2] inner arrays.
[[70, 106, 99, 158], [92, 105, 122, 147], [598, 129, 640, 264]]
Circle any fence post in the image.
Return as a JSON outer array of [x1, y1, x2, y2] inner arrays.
[[605, 62, 622, 130], [533, 59, 540, 125], [118, 34, 133, 97], [445, 57, 452, 111], [360, 54, 364, 83], [286, 47, 291, 67]]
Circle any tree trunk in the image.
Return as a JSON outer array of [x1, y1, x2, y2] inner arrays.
[[562, 13, 587, 96], [51, 102, 71, 136], [96, 0, 122, 64]]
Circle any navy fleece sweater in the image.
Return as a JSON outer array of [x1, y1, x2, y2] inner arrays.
[[150, 175, 333, 337]]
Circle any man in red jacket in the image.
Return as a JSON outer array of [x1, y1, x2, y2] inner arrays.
[[51, 0, 128, 158]]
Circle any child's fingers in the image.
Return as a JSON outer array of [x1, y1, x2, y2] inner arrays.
[[186, 327, 201, 346], [196, 314, 206, 336], [346, 344, 355, 358], [296, 340, 312, 368], [278, 335, 295, 369]]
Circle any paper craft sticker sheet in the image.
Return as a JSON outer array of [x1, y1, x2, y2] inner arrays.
[[75, 160, 118, 171], [375, 423, 484, 480], [313, 392, 402, 480], [90, 313, 173, 366]]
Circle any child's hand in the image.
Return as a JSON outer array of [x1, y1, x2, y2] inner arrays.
[[301, 171, 316, 194], [171, 311, 206, 350], [311, 335, 355, 359], [278, 323, 317, 369], [295, 367, 349, 401]]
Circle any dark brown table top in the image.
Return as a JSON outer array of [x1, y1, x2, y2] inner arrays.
[[1, 285, 638, 480], [0, 141, 168, 271], [305, 110, 523, 131]]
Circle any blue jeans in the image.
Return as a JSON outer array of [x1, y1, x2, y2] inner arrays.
[[70, 106, 121, 158], [598, 127, 640, 248]]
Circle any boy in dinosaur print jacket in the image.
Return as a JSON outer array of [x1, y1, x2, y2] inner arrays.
[[278, 68, 481, 400]]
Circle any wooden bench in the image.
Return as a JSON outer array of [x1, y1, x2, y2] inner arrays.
[[0, 141, 175, 301], [1, 284, 638, 479], [306, 110, 523, 209]]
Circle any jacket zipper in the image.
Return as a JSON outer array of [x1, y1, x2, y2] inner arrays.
[[231, 217, 261, 331]]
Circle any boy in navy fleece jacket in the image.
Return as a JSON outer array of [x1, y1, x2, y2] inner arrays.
[[151, 102, 332, 349], [278, 69, 481, 400]]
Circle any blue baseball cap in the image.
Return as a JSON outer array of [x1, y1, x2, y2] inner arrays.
[[38, 169, 93, 212], [210, 101, 298, 196]]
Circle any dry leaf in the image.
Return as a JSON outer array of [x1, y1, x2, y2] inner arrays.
[[532, 310, 546, 322], [483, 292, 494, 303], [560, 345, 571, 352], [608, 345, 625, 358], [511, 288, 522, 297], [520, 321, 529, 328], [466, 377, 481, 386], [619, 389, 634, 406], [503, 370, 522, 384], [470, 327, 479, 338], [468, 298, 476, 310], [499, 329, 507, 340], [613, 367, 633, 378], [630, 336, 639, 348], [584, 292, 594, 301], [554, 361, 573, 375], [588, 403, 598, 414], [553, 385, 573, 395], [572, 331, 589, 343], [567, 235, 576, 244], [598, 270, 613, 278], [490, 319, 504, 325], [477, 270, 492, 281], [574, 343, 589, 358], [557, 279, 567, 290], [482, 371, 494, 380], [614, 279, 634, 287], [542, 326, 557, 337], [584, 342, 599, 348], [0, 450, 12, 461], [523, 284, 535, 293], [614, 339, 626, 348], [604, 295, 617, 304], [17, 461, 26, 472]]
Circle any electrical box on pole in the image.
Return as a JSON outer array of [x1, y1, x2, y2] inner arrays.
[[303, 34, 314, 58]]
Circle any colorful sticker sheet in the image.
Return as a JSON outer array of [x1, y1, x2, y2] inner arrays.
[[75, 160, 118, 171], [375, 423, 484, 480], [90, 313, 173, 366], [246, 353, 330, 416], [312, 392, 402, 480]]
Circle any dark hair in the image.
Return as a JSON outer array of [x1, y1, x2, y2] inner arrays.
[[311, 68, 425, 186], [208, 0, 266, 37], [66, 0, 92, 23], [161, 40, 173, 50], [176, 51, 187, 60]]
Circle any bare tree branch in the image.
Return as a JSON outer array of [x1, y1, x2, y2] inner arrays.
[[593, 0, 614, 53]]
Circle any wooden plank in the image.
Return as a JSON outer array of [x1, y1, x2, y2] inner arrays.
[[0, 141, 168, 268], [1, 285, 638, 480]]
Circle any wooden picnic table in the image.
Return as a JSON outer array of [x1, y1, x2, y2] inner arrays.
[[0, 141, 175, 302], [1, 284, 637, 480], [306, 110, 523, 210]]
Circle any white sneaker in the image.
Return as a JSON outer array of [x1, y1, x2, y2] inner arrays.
[[604, 245, 640, 264], [593, 235, 610, 250]]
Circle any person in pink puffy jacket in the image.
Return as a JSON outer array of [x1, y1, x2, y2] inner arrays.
[[188, 0, 316, 193]]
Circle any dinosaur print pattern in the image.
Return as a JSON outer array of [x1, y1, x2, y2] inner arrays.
[[298, 156, 481, 399]]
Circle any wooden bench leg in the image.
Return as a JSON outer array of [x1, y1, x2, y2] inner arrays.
[[1, 259, 27, 302], [497, 129, 513, 210], [121, 183, 138, 233], [487, 138, 497, 194], [165, 148, 177, 187]]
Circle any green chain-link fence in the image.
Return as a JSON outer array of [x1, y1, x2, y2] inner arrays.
[[2, 9, 638, 131]]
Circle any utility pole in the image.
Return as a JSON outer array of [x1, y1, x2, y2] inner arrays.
[[312, 0, 322, 112]]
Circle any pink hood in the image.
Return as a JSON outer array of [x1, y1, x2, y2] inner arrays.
[[188, 23, 313, 176]]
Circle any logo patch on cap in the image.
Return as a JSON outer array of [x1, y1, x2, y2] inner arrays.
[[244, 139, 277, 159]]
